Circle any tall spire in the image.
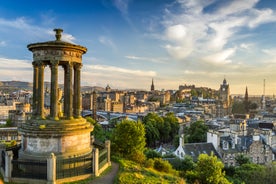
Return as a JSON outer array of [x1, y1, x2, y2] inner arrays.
[[151, 78, 155, 91], [244, 86, 249, 113]]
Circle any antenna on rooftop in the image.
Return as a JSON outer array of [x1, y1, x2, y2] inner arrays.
[[262, 79, 266, 110], [263, 79, 265, 96]]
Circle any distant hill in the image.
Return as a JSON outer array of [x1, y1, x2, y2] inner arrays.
[[0, 81, 32, 92], [0, 81, 105, 93]]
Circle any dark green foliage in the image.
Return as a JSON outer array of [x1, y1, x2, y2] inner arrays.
[[6, 118, 12, 127], [169, 156, 195, 173], [233, 163, 265, 184], [225, 163, 276, 184], [232, 101, 246, 114], [184, 120, 208, 143], [235, 154, 251, 166], [86, 117, 107, 142], [143, 112, 179, 147], [144, 149, 161, 159]]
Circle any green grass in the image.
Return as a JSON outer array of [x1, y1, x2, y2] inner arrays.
[[115, 158, 185, 184]]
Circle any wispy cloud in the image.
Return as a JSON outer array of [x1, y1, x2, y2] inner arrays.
[[0, 57, 32, 81], [112, 0, 135, 29], [125, 55, 168, 64], [202, 48, 236, 64], [99, 36, 116, 50], [112, 0, 129, 15], [0, 41, 6, 46], [87, 64, 156, 77]]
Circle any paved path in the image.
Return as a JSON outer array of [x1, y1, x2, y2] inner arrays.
[[89, 162, 119, 184]]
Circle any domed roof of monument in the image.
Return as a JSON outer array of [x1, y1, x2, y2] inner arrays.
[[27, 28, 87, 53]]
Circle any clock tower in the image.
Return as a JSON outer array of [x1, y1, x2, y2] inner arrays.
[[218, 78, 231, 117]]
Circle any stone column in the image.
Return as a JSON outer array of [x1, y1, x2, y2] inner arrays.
[[32, 62, 39, 116], [105, 140, 111, 165], [73, 63, 82, 118], [63, 62, 73, 119], [47, 153, 56, 184], [37, 61, 45, 119], [4, 151, 13, 183], [93, 148, 99, 176], [50, 60, 59, 120]]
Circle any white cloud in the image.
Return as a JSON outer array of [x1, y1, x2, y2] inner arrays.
[[164, 44, 193, 60], [240, 43, 252, 50], [0, 57, 30, 68], [248, 8, 276, 28], [0, 41, 6, 46], [61, 33, 75, 43], [99, 36, 116, 50], [160, 0, 276, 63], [113, 0, 129, 15], [0, 57, 32, 81], [87, 64, 156, 77], [125, 55, 168, 63], [202, 48, 236, 64], [215, 0, 259, 16], [165, 24, 187, 41]]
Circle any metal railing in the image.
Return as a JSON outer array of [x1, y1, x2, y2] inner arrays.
[[1, 150, 5, 171], [56, 153, 93, 179], [11, 159, 47, 180], [99, 148, 108, 169]]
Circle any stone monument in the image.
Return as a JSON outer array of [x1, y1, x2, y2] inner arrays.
[[19, 28, 93, 160]]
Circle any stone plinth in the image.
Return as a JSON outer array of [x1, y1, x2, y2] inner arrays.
[[19, 118, 93, 160]]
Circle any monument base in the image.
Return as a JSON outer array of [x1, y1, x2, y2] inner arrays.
[[18, 117, 93, 160]]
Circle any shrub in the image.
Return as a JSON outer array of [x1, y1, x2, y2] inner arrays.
[[128, 151, 146, 164], [153, 158, 173, 173], [144, 149, 161, 159], [144, 159, 154, 168]]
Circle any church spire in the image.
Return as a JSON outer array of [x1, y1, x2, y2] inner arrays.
[[244, 86, 249, 113], [151, 78, 155, 91]]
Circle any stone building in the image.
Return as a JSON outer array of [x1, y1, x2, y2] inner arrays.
[[0, 127, 20, 142], [217, 78, 231, 117], [8, 103, 31, 126]]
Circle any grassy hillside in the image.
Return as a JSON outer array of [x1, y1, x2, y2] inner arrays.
[[115, 158, 185, 184]]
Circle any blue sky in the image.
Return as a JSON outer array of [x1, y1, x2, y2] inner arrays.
[[1, 0, 276, 95]]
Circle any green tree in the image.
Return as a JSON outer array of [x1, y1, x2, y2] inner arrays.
[[232, 101, 246, 114], [111, 120, 146, 162], [6, 118, 12, 127], [144, 148, 161, 159], [184, 120, 208, 143], [163, 112, 179, 143], [191, 89, 198, 97], [186, 154, 231, 184], [144, 122, 160, 147], [235, 154, 251, 166], [143, 113, 164, 147], [86, 117, 106, 142], [233, 163, 266, 184]]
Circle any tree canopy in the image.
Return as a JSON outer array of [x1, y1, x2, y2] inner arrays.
[[143, 112, 179, 147], [184, 120, 208, 143], [86, 117, 107, 142], [111, 120, 146, 161], [186, 154, 231, 184]]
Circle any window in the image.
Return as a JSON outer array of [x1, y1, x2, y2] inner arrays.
[[223, 140, 228, 150]]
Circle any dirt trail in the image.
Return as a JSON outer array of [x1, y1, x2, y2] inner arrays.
[[89, 162, 119, 184]]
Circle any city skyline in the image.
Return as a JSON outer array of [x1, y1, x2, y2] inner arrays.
[[1, 0, 276, 95]]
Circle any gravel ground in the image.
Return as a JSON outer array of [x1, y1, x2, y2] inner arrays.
[[89, 162, 119, 184]]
